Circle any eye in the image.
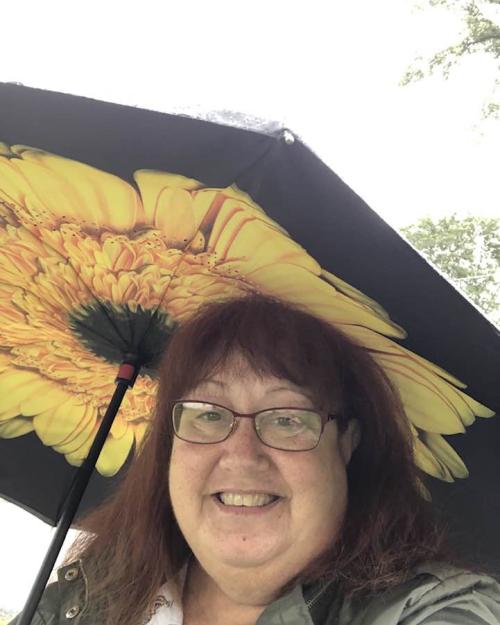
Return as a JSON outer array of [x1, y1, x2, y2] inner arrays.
[[196, 410, 224, 422], [273, 414, 294, 424]]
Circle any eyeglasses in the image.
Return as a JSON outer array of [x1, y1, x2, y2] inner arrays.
[[171, 400, 338, 451]]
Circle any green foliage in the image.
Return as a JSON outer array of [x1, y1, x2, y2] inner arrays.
[[401, 0, 500, 119], [401, 214, 500, 325]]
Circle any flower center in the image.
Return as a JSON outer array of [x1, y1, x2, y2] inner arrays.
[[68, 301, 178, 373]]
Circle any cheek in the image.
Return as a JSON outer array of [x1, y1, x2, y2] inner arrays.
[[296, 446, 349, 523], [168, 443, 209, 509], [168, 444, 192, 508]]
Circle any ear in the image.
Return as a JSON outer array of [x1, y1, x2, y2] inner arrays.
[[338, 419, 361, 465]]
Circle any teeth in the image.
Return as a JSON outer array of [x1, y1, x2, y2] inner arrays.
[[218, 493, 277, 507]]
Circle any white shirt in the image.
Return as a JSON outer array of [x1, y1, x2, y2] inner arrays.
[[144, 561, 190, 625]]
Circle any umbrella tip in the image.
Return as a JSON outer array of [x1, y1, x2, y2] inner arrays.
[[281, 129, 295, 145]]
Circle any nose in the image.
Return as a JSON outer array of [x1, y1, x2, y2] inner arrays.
[[229, 416, 263, 447], [218, 415, 271, 467]]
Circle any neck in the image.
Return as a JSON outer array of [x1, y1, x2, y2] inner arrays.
[[182, 559, 276, 625]]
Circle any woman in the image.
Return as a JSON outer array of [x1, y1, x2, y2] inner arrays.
[[12, 294, 500, 625]]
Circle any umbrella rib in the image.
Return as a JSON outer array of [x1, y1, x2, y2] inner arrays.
[[125, 300, 136, 351], [133, 142, 281, 359], [136, 250, 186, 363], [89, 296, 130, 352], [230, 138, 279, 198], [69, 315, 128, 353], [134, 140, 279, 363]]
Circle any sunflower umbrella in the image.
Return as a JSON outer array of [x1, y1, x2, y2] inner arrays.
[[0, 83, 499, 619]]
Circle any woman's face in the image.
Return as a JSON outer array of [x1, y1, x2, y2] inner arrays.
[[168, 354, 360, 589]]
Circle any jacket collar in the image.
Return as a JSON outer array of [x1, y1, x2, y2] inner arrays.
[[55, 560, 88, 623], [54, 559, 338, 625]]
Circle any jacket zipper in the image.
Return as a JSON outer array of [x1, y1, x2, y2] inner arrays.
[[305, 579, 335, 610]]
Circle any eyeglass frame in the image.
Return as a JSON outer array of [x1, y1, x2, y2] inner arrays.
[[170, 399, 340, 451]]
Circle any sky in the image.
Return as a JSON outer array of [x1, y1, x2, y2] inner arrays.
[[1, 0, 499, 613]]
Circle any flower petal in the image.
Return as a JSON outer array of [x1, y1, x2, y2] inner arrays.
[[53, 405, 97, 454], [247, 263, 402, 336], [33, 399, 90, 446], [65, 424, 134, 477], [349, 326, 467, 388], [20, 385, 73, 416], [413, 435, 454, 482], [95, 427, 134, 476], [154, 187, 197, 246], [10, 147, 142, 231], [420, 431, 469, 479], [0, 370, 50, 421], [134, 169, 202, 226], [321, 269, 403, 331], [0, 417, 34, 438]]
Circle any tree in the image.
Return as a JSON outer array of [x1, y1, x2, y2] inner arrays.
[[400, 0, 500, 120], [401, 214, 500, 325]]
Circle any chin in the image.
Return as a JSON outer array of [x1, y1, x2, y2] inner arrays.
[[221, 538, 286, 565]]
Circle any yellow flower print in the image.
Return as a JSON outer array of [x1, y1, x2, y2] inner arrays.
[[0, 144, 494, 484]]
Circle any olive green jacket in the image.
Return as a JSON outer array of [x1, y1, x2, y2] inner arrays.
[[10, 560, 500, 625]]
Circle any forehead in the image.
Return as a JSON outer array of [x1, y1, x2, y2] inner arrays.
[[192, 354, 308, 395]]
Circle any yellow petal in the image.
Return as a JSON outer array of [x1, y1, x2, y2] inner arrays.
[[0, 142, 14, 156], [102, 237, 125, 269], [110, 414, 128, 439], [134, 169, 202, 225], [54, 428, 95, 456], [377, 354, 493, 428], [53, 406, 97, 454], [19, 385, 71, 416], [216, 213, 320, 275], [405, 404, 465, 435], [247, 263, 402, 336], [95, 427, 134, 476], [383, 367, 467, 434], [0, 417, 34, 438], [0, 370, 49, 420], [65, 425, 134, 476], [420, 431, 469, 479], [196, 189, 287, 243], [0, 158, 29, 217], [191, 190, 221, 230], [133, 422, 148, 449], [13, 148, 142, 231], [321, 269, 404, 334], [219, 187, 288, 233], [348, 326, 467, 389], [33, 400, 87, 446], [413, 437, 454, 482], [65, 454, 84, 468], [154, 187, 196, 246], [12, 225, 49, 257]]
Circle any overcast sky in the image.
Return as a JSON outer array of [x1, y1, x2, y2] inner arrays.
[[1, 0, 499, 613]]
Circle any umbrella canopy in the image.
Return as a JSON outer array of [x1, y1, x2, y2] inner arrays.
[[0, 83, 499, 571]]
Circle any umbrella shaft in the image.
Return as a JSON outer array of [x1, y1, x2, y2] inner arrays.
[[17, 377, 132, 625]]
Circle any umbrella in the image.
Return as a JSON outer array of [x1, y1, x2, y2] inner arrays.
[[0, 83, 498, 622]]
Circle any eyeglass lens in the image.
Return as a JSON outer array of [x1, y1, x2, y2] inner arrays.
[[172, 401, 322, 451]]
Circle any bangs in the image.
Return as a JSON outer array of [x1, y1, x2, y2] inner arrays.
[[160, 295, 350, 416]]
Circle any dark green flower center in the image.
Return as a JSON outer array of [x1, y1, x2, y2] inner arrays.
[[68, 302, 178, 375]]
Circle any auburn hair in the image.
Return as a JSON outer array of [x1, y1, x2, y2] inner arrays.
[[66, 293, 478, 625]]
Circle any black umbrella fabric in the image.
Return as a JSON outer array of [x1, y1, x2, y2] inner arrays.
[[0, 83, 499, 570]]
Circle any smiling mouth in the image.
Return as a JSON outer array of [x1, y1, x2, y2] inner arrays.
[[213, 493, 281, 507]]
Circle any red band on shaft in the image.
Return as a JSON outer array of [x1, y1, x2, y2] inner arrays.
[[117, 363, 136, 381]]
